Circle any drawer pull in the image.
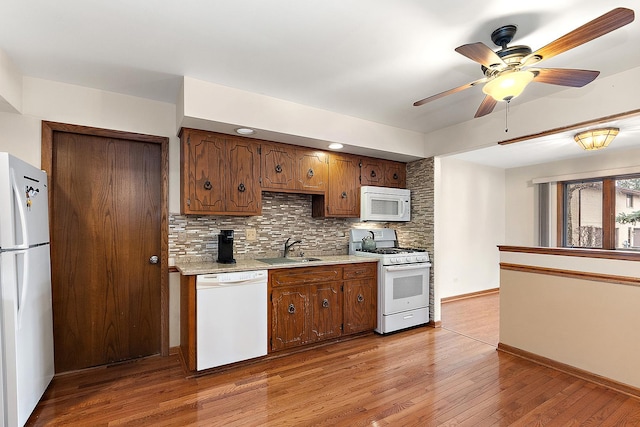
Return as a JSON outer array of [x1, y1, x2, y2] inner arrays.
[[203, 180, 212, 190], [288, 303, 296, 314], [322, 298, 329, 308], [357, 294, 364, 303], [275, 164, 283, 173]]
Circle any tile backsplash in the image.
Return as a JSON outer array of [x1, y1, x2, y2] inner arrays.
[[169, 192, 377, 262]]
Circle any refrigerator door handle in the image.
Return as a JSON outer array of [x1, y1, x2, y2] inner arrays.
[[10, 168, 29, 250], [15, 249, 29, 329]]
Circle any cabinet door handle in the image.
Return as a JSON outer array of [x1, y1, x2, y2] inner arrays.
[[238, 183, 246, 192], [393, 173, 399, 180], [322, 298, 329, 308], [357, 294, 364, 303], [288, 303, 296, 314], [370, 170, 377, 178], [307, 168, 314, 178], [203, 180, 212, 190], [275, 164, 282, 173], [341, 191, 347, 199]]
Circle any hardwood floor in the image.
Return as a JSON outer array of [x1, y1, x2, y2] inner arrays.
[[29, 294, 640, 426], [441, 291, 500, 347]]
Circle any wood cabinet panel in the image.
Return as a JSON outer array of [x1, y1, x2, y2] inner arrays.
[[343, 263, 376, 280], [296, 149, 328, 193], [360, 158, 385, 187], [225, 139, 261, 214], [271, 285, 309, 351], [309, 283, 342, 342], [314, 153, 360, 218], [384, 161, 406, 188], [271, 266, 341, 287], [182, 131, 225, 213], [343, 279, 376, 335], [261, 142, 296, 191]]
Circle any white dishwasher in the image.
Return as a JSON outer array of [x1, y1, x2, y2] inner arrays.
[[196, 270, 268, 370]]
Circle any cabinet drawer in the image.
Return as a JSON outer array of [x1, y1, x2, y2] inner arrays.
[[271, 266, 342, 287], [343, 263, 377, 280]]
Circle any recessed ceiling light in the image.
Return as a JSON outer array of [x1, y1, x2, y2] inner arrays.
[[235, 127, 255, 135], [328, 143, 343, 150]]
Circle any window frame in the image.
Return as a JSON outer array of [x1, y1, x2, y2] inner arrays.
[[557, 174, 639, 250]]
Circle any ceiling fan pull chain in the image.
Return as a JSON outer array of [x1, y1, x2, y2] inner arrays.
[[505, 100, 510, 133]]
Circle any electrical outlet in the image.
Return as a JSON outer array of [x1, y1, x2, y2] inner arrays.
[[178, 231, 187, 242], [246, 228, 257, 241]]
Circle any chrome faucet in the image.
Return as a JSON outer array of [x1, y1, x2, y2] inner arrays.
[[284, 237, 302, 257]]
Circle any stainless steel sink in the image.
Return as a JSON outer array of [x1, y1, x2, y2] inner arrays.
[[257, 257, 322, 265]]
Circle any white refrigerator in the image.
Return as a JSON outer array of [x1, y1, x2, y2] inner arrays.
[[0, 153, 54, 427]]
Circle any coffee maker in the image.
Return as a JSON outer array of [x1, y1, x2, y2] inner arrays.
[[217, 230, 236, 264]]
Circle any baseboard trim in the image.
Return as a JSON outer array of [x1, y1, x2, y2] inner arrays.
[[497, 343, 640, 400], [441, 288, 499, 303], [428, 320, 442, 328]]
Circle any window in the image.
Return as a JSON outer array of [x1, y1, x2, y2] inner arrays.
[[559, 175, 640, 250]]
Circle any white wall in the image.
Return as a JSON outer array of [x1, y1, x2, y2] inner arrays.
[[435, 157, 505, 298], [179, 77, 426, 161], [0, 77, 183, 347]]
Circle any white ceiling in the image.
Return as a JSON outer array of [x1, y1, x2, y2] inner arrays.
[[1, 0, 639, 167]]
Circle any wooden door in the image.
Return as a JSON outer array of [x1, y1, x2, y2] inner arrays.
[[360, 157, 385, 187], [309, 283, 342, 342], [326, 153, 360, 217], [343, 279, 376, 334], [225, 138, 261, 215], [271, 286, 309, 351], [182, 129, 225, 213], [384, 161, 406, 188], [261, 142, 296, 191], [43, 123, 167, 373], [296, 149, 328, 193]]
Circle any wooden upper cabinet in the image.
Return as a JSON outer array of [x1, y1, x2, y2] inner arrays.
[[295, 149, 328, 194], [225, 138, 261, 215], [360, 157, 406, 188], [384, 160, 406, 188], [360, 158, 385, 187], [261, 142, 296, 191], [180, 128, 261, 215], [319, 153, 360, 217], [261, 143, 328, 194]]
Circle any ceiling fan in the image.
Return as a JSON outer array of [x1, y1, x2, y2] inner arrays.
[[413, 7, 635, 118]]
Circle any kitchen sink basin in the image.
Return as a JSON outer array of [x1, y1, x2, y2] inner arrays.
[[257, 257, 322, 265]]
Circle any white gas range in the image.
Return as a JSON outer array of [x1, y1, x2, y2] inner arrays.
[[349, 228, 431, 334]]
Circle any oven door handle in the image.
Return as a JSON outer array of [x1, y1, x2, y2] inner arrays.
[[384, 262, 431, 272]]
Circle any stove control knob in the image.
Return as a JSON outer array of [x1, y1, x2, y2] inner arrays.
[[407, 256, 416, 263], [417, 256, 427, 262], [390, 257, 398, 264]]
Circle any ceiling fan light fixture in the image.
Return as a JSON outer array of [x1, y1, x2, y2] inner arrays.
[[482, 70, 535, 102], [574, 127, 619, 150]]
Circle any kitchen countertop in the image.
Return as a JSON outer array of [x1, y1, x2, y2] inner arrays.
[[175, 255, 378, 275]]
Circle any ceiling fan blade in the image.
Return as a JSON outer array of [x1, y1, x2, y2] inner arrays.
[[413, 78, 487, 107], [474, 95, 498, 118], [532, 68, 600, 87], [455, 42, 507, 68], [529, 7, 634, 63]]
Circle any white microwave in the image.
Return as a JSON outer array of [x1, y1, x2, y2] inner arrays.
[[360, 186, 410, 222]]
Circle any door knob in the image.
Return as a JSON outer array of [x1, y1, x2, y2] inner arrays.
[[149, 255, 159, 264]]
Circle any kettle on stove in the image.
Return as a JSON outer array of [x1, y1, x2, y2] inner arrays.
[[362, 231, 376, 251]]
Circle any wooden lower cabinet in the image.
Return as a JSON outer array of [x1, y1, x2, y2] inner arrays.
[[269, 262, 377, 353], [271, 285, 309, 351]]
